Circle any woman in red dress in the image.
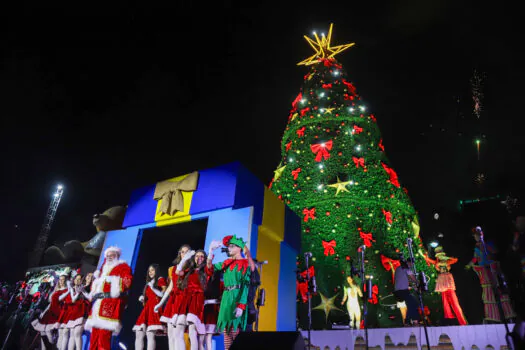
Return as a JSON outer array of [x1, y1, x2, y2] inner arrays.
[[31, 274, 68, 350], [155, 244, 193, 350], [58, 273, 89, 350], [133, 264, 167, 350], [200, 269, 223, 350]]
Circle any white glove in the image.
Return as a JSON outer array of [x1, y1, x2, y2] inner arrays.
[[154, 303, 162, 313], [208, 240, 222, 256], [177, 250, 195, 272], [234, 307, 243, 318], [148, 280, 155, 288], [66, 280, 72, 288], [138, 295, 144, 303]]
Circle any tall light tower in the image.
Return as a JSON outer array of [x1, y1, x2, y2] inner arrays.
[[28, 184, 64, 267]]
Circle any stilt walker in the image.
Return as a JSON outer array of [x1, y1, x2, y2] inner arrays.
[[207, 235, 251, 350]]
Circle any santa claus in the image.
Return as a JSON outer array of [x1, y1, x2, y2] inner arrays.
[[85, 246, 133, 350]]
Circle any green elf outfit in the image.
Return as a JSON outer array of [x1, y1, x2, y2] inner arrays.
[[212, 235, 251, 332]]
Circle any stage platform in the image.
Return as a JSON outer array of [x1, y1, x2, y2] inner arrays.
[[301, 324, 513, 349]]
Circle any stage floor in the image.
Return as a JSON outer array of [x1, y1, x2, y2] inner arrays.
[[301, 324, 513, 349]]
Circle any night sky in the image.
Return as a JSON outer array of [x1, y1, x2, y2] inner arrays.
[[1, 1, 524, 281]]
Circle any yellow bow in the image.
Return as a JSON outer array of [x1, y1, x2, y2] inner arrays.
[[153, 171, 199, 216]]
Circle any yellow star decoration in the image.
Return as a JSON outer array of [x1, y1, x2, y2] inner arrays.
[[313, 293, 344, 321], [273, 163, 286, 181], [411, 216, 420, 238], [290, 112, 299, 121], [328, 177, 351, 196], [324, 107, 335, 114], [298, 23, 355, 66]]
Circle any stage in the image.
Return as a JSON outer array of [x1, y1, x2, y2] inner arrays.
[[301, 324, 513, 349]]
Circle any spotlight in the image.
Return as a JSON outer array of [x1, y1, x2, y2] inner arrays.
[[429, 241, 439, 248], [57, 185, 63, 190]]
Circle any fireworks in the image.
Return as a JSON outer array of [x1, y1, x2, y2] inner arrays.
[[471, 70, 486, 119]]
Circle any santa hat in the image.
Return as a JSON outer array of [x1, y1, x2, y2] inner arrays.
[[104, 246, 122, 258]]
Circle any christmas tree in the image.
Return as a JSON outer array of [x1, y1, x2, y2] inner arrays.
[[270, 24, 439, 328]]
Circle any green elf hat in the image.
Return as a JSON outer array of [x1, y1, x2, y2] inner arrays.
[[434, 246, 446, 257], [223, 234, 246, 249]]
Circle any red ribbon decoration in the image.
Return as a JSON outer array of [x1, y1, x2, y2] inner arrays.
[[382, 209, 393, 224], [268, 179, 273, 189], [300, 107, 310, 116], [286, 141, 292, 152], [359, 229, 375, 248], [381, 162, 400, 188], [378, 139, 385, 151], [303, 207, 316, 222], [342, 79, 357, 95], [292, 168, 301, 180], [353, 125, 363, 134], [310, 140, 333, 162], [291, 92, 302, 111], [303, 73, 310, 80], [353, 156, 365, 168], [297, 127, 306, 137], [297, 266, 315, 303], [322, 83, 332, 89], [322, 239, 336, 256], [380, 255, 401, 284], [344, 93, 354, 101], [370, 114, 377, 122], [363, 284, 379, 304]]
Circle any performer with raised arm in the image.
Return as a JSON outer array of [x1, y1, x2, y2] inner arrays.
[[84, 246, 133, 350], [419, 246, 467, 325], [133, 264, 167, 350], [31, 274, 68, 350], [340, 275, 362, 329], [207, 235, 251, 350], [58, 272, 89, 349], [154, 245, 195, 350]]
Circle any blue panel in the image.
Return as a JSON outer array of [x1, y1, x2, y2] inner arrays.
[[277, 242, 298, 331], [122, 184, 157, 228], [200, 207, 253, 265], [233, 163, 265, 226], [284, 206, 302, 253], [189, 162, 239, 215], [249, 223, 259, 258], [97, 228, 142, 270]]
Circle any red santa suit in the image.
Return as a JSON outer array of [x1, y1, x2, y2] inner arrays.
[[31, 287, 68, 333], [85, 255, 133, 350], [184, 269, 210, 335], [57, 286, 89, 329], [133, 277, 167, 333], [160, 266, 190, 325]]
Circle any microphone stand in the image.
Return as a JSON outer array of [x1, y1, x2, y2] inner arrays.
[[2, 285, 30, 350], [477, 228, 513, 350], [304, 253, 313, 350], [406, 238, 430, 350], [357, 247, 370, 350], [254, 260, 266, 332]]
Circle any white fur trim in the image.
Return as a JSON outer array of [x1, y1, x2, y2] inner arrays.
[[93, 270, 101, 279], [133, 324, 165, 332], [204, 299, 218, 305], [85, 297, 121, 334], [104, 246, 122, 258], [205, 324, 217, 334], [106, 275, 121, 298], [132, 324, 146, 332], [186, 313, 205, 335], [60, 317, 85, 329]]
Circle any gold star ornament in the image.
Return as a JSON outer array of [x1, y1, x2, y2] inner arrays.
[[328, 177, 351, 196], [273, 163, 287, 181], [313, 292, 344, 321], [298, 23, 355, 66]]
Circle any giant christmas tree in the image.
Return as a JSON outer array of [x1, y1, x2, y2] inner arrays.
[[270, 24, 439, 328]]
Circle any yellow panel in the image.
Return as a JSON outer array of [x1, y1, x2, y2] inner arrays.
[[154, 173, 194, 223], [261, 188, 285, 241], [256, 226, 280, 331]]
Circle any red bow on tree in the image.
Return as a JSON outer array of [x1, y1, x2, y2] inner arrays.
[[381, 162, 400, 188], [286, 141, 292, 152], [297, 266, 315, 303], [297, 127, 306, 137], [344, 93, 354, 101], [382, 209, 393, 224], [380, 255, 401, 284], [322, 239, 336, 256], [378, 139, 385, 151], [303, 207, 316, 222], [322, 83, 332, 89], [304, 73, 311, 80], [353, 157, 365, 168], [364, 283, 379, 304], [353, 125, 363, 134], [268, 179, 273, 189], [359, 229, 375, 248], [322, 58, 333, 67], [291, 92, 302, 111], [370, 114, 377, 122], [342, 79, 357, 94], [310, 140, 333, 162], [292, 168, 302, 180], [300, 107, 310, 116]]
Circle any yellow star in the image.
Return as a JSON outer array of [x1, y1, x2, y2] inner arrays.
[[298, 23, 355, 66], [290, 112, 299, 121], [273, 163, 287, 181], [327, 177, 351, 196], [313, 293, 344, 321], [324, 107, 335, 114]]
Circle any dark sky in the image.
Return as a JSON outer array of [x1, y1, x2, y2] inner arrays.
[[1, 1, 524, 278]]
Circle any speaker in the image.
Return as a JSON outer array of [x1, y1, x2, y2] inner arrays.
[[230, 331, 305, 350]]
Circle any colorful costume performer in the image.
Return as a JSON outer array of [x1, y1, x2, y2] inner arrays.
[[85, 246, 133, 350], [133, 277, 167, 333], [421, 247, 467, 325]]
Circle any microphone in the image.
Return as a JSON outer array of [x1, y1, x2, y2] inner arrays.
[[407, 238, 413, 245], [360, 245, 367, 251], [304, 252, 313, 258], [311, 276, 317, 294]]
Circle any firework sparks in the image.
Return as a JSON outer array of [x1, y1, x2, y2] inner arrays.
[[471, 70, 486, 119]]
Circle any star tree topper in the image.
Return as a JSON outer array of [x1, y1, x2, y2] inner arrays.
[[313, 292, 344, 321], [297, 23, 355, 66]]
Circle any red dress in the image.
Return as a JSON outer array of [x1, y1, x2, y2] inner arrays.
[[161, 267, 190, 325], [184, 270, 208, 335], [58, 288, 89, 329], [31, 287, 68, 333], [133, 277, 167, 333], [203, 277, 224, 334]]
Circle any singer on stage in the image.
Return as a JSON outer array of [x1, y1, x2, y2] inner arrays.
[[393, 257, 419, 326]]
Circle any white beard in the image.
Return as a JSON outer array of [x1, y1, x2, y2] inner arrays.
[[102, 259, 118, 276]]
